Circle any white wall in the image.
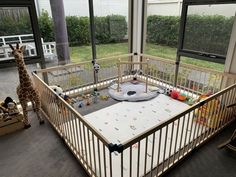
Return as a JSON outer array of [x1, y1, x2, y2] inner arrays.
[[35, 0, 235, 18], [147, 2, 182, 16], [35, 0, 128, 17]]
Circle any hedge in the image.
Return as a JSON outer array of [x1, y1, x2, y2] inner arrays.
[[0, 11, 32, 36], [1, 10, 233, 55], [66, 15, 127, 46], [147, 15, 234, 55]]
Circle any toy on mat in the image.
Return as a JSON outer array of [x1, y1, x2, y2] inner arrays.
[[178, 93, 187, 101], [92, 88, 100, 104], [76, 96, 84, 108], [100, 95, 109, 101], [165, 88, 172, 96], [170, 90, 180, 99], [84, 94, 92, 106]]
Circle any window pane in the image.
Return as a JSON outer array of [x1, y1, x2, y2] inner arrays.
[[37, 0, 92, 65], [0, 7, 37, 61], [145, 1, 181, 59], [183, 4, 236, 56], [94, 0, 129, 58]]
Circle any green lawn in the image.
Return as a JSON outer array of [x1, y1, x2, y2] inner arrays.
[[70, 43, 128, 62], [70, 43, 224, 71]]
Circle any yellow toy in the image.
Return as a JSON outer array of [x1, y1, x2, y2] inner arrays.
[[194, 94, 221, 128], [99, 95, 109, 101]]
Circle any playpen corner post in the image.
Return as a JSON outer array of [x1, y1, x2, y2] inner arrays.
[[117, 59, 121, 92], [174, 55, 180, 87], [146, 58, 149, 93]]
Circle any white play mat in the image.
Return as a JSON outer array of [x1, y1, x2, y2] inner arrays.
[[108, 82, 159, 101], [62, 94, 206, 177], [85, 94, 189, 144]]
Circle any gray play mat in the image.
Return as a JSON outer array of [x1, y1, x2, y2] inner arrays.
[[108, 82, 159, 101]]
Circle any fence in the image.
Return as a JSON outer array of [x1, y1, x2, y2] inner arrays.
[[0, 34, 56, 60], [33, 54, 236, 177]]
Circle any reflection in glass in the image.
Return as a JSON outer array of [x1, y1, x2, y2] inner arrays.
[[183, 4, 236, 56], [94, 0, 129, 58], [0, 7, 37, 60]]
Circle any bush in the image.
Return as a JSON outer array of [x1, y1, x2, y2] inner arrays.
[[147, 15, 234, 55], [0, 11, 32, 36], [66, 15, 127, 45], [147, 15, 180, 47], [184, 15, 234, 56], [95, 15, 128, 44], [38, 10, 55, 42], [66, 16, 90, 46]]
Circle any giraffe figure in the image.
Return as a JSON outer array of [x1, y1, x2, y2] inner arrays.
[[9, 43, 44, 128]]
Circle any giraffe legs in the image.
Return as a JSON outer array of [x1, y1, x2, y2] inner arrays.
[[20, 101, 31, 129], [32, 93, 44, 125]]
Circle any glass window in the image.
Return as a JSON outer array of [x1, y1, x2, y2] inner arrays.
[[144, 0, 181, 59], [37, 0, 92, 65], [94, 0, 129, 58], [183, 4, 236, 57], [0, 7, 38, 62]]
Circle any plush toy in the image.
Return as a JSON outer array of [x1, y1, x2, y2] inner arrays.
[[171, 90, 180, 99], [84, 94, 92, 106], [0, 97, 18, 115], [92, 88, 100, 104], [100, 95, 109, 101], [50, 85, 64, 98], [165, 88, 172, 96], [178, 93, 187, 101]]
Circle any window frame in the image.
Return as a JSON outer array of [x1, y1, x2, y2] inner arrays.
[[177, 0, 236, 64], [0, 0, 44, 67]]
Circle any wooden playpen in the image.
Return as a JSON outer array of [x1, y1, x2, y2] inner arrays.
[[32, 53, 236, 177]]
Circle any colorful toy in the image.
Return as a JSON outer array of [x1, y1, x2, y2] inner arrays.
[[92, 88, 100, 104], [178, 93, 187, 101], [0, 97, 19, 115], [85, 94, 92, 106], [99, 95, 109, 101], [165, 88, 172, 96], [50, 85, 64, 98], [170, 90, 180, 99], [78, 100, 84, 108], [194, 93, 221, 128], [9, 43, 44, 127]]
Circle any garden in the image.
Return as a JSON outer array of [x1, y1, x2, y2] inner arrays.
[[1, 10, 233, 71]]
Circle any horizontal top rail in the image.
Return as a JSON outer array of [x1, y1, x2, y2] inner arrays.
[[0, 34, 33, 38], [140, 53, 236, 79], [32, 72, 111, 146], [36, 53, 133, 73], [122, 82, 236, 149]]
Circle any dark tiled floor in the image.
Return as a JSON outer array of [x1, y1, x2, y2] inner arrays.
[[0, 111, 235, 177], [0, 112, 88, 177]]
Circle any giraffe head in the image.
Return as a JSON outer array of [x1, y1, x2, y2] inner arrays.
[[9, 43, 26, 62]]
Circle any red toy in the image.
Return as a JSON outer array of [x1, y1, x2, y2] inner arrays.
[[170, 90, 179, 99]]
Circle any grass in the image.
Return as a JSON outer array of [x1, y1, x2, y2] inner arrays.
[[70, 42, 224, 71], [70, 43, 128, 62]]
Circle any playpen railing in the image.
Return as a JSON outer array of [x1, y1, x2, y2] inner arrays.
[[32, 72, 115, 177], [36, 53, 133, 92], [33, 54, 236, 177], [117, 82, 236, 177], [141, 54, 236, 96]]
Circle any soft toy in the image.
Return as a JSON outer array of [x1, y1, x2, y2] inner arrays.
[[171, 90, 180, 99], [178, 93, 187, 101], [50, 85, 64, 97], [165, 88, 172, 96]]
